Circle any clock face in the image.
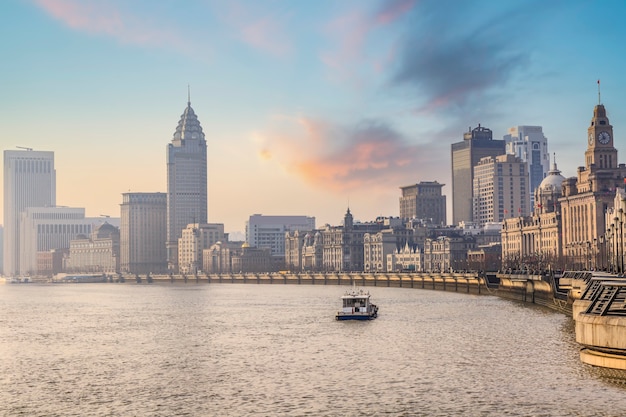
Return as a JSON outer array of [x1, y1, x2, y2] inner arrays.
[[598, 131, 611, 144], [588, 133, 594, 145]]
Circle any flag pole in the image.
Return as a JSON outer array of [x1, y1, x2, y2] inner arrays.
[[598, 79, 601, 105]]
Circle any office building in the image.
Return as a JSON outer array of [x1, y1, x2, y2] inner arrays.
[[120, 192, 167, 274], [399, 181, 446, 225], [246, 214, 315, 260], [166, 96, 208, 271], [3, 149, 56, 276], [504, 126, 550, 209], [18, 206, 92, 275], [451, 125, 505, 225], [473, 154, 530, 226]]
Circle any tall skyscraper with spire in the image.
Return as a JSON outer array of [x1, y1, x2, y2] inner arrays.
[[3, 149, 56, 276], [166, 92, 207, 271]]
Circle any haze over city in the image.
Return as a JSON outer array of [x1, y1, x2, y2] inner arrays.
[[2, 0, 626, 233]]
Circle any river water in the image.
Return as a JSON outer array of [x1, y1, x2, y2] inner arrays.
[[1, 283, 625, 417]]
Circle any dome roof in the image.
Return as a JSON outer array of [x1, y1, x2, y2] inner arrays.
[[242, 242, 250, 248], [538, 158, 565, 193], [93, 222, 118, 239]]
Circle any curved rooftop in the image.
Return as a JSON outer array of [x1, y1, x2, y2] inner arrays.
[[538, 156, 565, 193], [172, 98, 205, 143]]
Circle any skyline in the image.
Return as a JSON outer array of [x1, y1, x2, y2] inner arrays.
[[2, 0, 626, 234]]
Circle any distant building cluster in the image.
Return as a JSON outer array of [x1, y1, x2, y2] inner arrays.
[[3, 95, 626, 277]]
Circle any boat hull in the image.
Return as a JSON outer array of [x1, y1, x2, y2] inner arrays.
[[336, 313, 376, 321]]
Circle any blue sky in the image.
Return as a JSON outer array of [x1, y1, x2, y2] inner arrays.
[[2, 0, 626, 234]]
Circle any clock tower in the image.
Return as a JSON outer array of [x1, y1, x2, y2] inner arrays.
[[585, 103, 617, 170]]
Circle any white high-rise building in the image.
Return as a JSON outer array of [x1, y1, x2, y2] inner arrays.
[[246, 214, 316, 259], [19, 206, 92, 275], [3, 149, 56, 276], [166, 96, 207, 272], [504, 126, 549, 210]]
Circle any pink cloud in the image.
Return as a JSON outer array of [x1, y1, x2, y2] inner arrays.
[[374, 0, 417, 26], [34, 0, 187, 50], [257, 115, 447, 193], [322, 0, 416, 81], [218, 1, 291, 57]]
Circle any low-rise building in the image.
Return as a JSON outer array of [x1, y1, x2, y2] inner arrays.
[[178, 223, 227, 274], [423, 235, 476, 272], [65, 222, 120, 274]]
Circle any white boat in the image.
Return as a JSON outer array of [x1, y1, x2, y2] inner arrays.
[[336, 287, 378, 320], [8, 277, 31, 284]]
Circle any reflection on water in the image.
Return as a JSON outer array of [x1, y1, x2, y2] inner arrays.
[[1, 283, 625, 416]]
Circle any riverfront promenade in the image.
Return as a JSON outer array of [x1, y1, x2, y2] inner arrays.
[[112, 270, 572, 315]]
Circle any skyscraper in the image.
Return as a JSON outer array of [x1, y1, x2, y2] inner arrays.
[[504, 126, 550, 210], [166, 96, 207, 271], [3, 149, 56, 276], [120, 192, 167, 274], [451, 125, 505, 225]]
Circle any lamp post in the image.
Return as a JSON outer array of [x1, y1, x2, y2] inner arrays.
[[598, 235, 604, 271], [619, 207, 624, 274], [613, 218, 619, 273]]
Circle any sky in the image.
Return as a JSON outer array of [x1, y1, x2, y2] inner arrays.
[[2, 0, 626, 235]]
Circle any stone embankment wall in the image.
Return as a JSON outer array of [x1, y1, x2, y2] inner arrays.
[[115, 271, 571, 314]]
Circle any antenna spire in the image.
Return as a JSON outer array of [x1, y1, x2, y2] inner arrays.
[[187, 84, 191, 106], [597, 79, 601, 105]]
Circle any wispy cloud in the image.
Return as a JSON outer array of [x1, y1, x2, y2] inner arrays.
[[33, 0, 187, 50], [217, 1, 291, 57], [321, 0, 416, 81], [256, 115, 447, 192]]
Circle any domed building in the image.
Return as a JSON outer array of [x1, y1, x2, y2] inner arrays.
[[501, 155, 564, 271], [65, 222, 120, 274], [535, 156, 566, 215]]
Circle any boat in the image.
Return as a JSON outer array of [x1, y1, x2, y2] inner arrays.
[[336, 287, 378, 320], [9, 277, 31, 284]]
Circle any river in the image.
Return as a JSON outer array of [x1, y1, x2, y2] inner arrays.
[[1, 283, 625, 416]]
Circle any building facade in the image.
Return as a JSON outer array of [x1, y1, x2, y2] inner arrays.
[[166, 97, 208, 272], [559, 102, 626, 269], [203, 241, 243, 273], [387, 242, 422, 272], [3, 149, 56, 276], [473, 154, 530, 226], [501, 158, 565, 271], [246, 214, 315, 261], [399, 182, 446, 225], [423, 235, 476, 273], [178, 223, 227, 274], [120, 192, 167, 274], [65, 223, 120, 274], [504, 126, 550, 209], [451, 125, 506, 225], [18, 206, 91, 276]]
